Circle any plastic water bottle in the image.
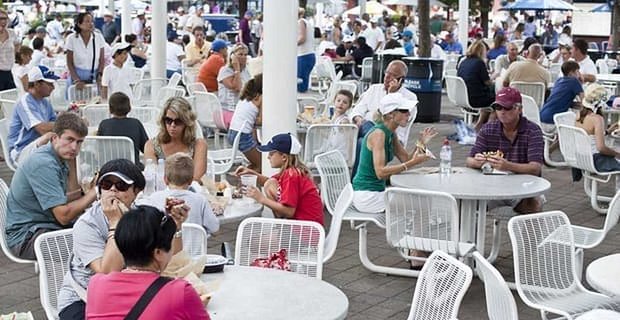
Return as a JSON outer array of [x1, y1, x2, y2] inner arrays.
[[439, 138, 452, 176], [143, 159, 156, 195], [156, 159, 166, 191]]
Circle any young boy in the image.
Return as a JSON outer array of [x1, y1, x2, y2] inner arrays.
[[539, 60, 584, 134], [97, 92, 149, 169], [147, 152, 220, 234], [330, 89, 353, 124], [101, 42, 134, 100]]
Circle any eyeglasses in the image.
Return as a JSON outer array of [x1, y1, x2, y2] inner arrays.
[[164, 117, 184, 126], [396, 109, 410, 114], [99, 179, 132, 192], [493, 103, 520, 111]]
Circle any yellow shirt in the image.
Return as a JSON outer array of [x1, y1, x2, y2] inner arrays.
[[185, 40, 211, 62]]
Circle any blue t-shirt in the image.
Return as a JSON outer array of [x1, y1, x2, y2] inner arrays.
[[457, 56, 492, 107], [5, 144, 68, 248], [443, 42, 463, 54], [8, 93, 56, 155], [403, 41, 414, 56], [539, 77, 583, 124], [487, 46, 507, 60]]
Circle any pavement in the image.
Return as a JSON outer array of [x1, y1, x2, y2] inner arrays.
[[1, 93, 619, 319]]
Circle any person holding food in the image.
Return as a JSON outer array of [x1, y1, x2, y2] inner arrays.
[[85, 205, 210, 319], [466, 87, 544, 213], [352, 93, 437, 214]]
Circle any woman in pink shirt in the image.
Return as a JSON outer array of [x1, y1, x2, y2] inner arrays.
[[86, 206, 210, 319]]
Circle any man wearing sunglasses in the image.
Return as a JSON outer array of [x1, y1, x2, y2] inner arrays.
[[466, 87, 544, 214], [5, 113, 96, 260]]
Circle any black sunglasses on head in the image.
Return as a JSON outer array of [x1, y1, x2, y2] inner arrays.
[[99, 179, 132, 192]]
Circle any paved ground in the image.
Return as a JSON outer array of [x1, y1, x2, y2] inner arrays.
[[1, 93, 618, 319]]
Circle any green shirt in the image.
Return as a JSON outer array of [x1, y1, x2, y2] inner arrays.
[[353, 123, 394, 192]]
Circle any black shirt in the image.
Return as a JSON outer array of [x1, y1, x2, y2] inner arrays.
[[351, 44, 374, 75], [457, 56, 494, 108], [97, 117, 149, 169]]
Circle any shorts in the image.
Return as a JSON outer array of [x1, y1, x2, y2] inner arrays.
[[352, 190, 385, 213], [228, 129, 257, 153]]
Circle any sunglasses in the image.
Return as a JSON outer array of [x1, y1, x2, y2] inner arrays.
[[99, 179, 132, 192], [493, 104, 519, 111], [164, 117, 184, 126], [396, 109, 410, 114]]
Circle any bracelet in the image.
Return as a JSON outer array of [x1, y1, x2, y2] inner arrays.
[[174, 230, 183, 238], [107, 232, 115, 241]]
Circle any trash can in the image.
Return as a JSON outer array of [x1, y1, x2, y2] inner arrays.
[[402, 58, 444, 123], [371, 53, 405, 84]]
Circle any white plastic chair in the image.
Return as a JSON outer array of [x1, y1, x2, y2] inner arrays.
[[445, 75, 479, 126], [34, 229, 73, 320], [0, 178, 37, 269], [0, 98, 16, 120], [155, 87, 186, 109], [76, 136, 135, 181], [0, 88, 18, 101], [133, 78, 168, 107], [510, 81, 545, 109], [570, 191, 620, 249], [557, 124, 620, 213], [323, 183, 354, 263], [588, 42, 600, 51], [549, 63, 562, 85], [207, 121, 243, 179], [508, 211, 620, 319], [67, 84, 98, 103], [359, 57, 373, 93], [303, 124, 358, 169], [181, 63, 199, 90], [0, 119, 17, 171], [167, 72, 183, 88], [182, 222, 208, 258], [50, 80, 68, 112], [127, 106, 160, 124], [234, 217, 325, 279], [542, 110, 577, 168], [193, 91, 221, 142], [81, 104, 110, 130], [128, 67, 145, 86], [187, 82, 207, 95], [407, 250, 473, 320], [596, 59, 610, 74], [472, 251, 519, 320], [521, 94, 541, 126], [298, 79, 357, 116]]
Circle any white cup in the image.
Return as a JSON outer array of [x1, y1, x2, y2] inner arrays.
[[240, 175, 258, 203]]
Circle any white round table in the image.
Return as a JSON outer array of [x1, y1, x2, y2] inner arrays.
[[586, 253, 620, 297], [390, 167, 551, 261], [218, 199, 263, 224], [201, 266, 349, 320]]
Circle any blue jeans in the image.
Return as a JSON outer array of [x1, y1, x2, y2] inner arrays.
[[297, 53, 316, 92], [351, 120, 376, 180]]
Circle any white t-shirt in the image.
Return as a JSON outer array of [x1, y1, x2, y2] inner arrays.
[[132, 18, 144, 41], [229, 99, 259, 134], [577, 56, 597, 77], [166, 42, 184, 71], [11, 64, 29, 96], [101, 63, 134, 99], [64, 32, 106, 70], [185, 15, 204, 31], [29, 49, 45, 69], [362, 26, 384, 51], [177, 15, 188, 30], [217, 66, 251, 110]]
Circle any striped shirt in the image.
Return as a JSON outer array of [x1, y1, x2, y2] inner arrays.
[[8, 94, 56, 156], [0, 29, 18, 71], [469, 116, 544, 166]]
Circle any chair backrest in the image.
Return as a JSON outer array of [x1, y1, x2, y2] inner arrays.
[[510, 81, 545, 108], [553, 111, 576, 127], [601, 41, 609, 52], [182, 223, 208, 258], [40, 57, 56, 70], [315, 56, 336, 80], [187, 82, 207, 95], [408, 250, 473, 320], [304, 124, 358, 168], [596, 59, 610, 74], [0, 88, 18, 101], [360, 57, 373, 81], [444, 75, 471, 109], [521, 94, 540, 126], [50, 80, 68, 111], [385, 187, 463, 256], [209, 122, 244, 175], [182, 67, 199, 90], [0, 98, 16, 120], [323, 183, 354, 263], [155, 87, 186, 108], [0, 119, 17, 171], [34, 229, 73, 320], [82, 104, 110, 129], [603, 191, 620, 235], [167, 72, 183, 88], [77, 136, 135, 181], [472, 251, 519, 320], [234, 217, 325, 279], [588, 42, 599, 51], [322, 80, 358, 109], [0, 178, 35, 265], [127, 106, 160, 124], [315, 150, 351, 216], [67, 84, 98, 103], [549, 63, 562, 84], [507, 211, 579, 310], [556, 124, 598, 173], [128, 67, 145, 85], [193, 91, 219, 129], [133, 78, 168, 106]]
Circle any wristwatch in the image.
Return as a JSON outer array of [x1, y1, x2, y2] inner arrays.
[[174, 230, 183, 238]]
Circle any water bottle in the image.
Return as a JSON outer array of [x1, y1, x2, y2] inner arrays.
[[156, 159, 166, 191], [143, 159, 156, 195], [439, 138, 452, 176]]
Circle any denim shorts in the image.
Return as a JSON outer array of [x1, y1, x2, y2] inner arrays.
[[228, 130, 257, 153]]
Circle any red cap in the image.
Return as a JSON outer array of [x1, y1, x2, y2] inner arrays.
[[493, 87, 522, 108]]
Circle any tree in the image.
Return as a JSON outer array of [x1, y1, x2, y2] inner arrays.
[[614, 0, 620, 51], [418, 0, 431, 57]]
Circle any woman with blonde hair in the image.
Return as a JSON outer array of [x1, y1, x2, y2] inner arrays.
[[144, 97, 207, 182], [217, 42, 252, 128], [457, 40, 495, 130]]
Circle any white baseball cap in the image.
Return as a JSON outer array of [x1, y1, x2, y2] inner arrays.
[[111, 42, 132, 56], [379, 93, 417, 115], [28, 66, 57, 83]]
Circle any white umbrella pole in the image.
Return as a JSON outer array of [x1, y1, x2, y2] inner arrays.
[[121, 0, 131, 40], [360, 0, 367, 16], [458, 0, 468, 51]]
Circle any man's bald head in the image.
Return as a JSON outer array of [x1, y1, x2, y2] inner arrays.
[[527, 44, 542, 60], [383, 60, 408, 90], [387, 60, 408, 76]]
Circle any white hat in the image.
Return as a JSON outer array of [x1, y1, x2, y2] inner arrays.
[[28, 66, 56, 83], [379, 93, 418, 115], [111, 42, 132, 56], [103, 10, 114, 17], [137, 10, 145, 16], [343, 35, 355, 43], [177, 6, 185, 13], [370, 16, 379, 23]]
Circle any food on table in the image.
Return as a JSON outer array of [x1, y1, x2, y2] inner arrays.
[[482, 150, 504, 159]]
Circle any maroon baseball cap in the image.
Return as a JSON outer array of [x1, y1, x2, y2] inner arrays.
[[493, 87, 522, 109]]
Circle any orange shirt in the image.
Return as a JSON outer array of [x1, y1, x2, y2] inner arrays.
[[197, 53, 225, 92]]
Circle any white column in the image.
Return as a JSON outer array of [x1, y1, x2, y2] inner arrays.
[[99, 0, 106, 15], [108, 0, 115, 13], [458, 0, 468, 52], [151, 0, 167, 80], [360, 0, 367, 16], [120, 0, 131, 40], [262, 0, 298, 175]]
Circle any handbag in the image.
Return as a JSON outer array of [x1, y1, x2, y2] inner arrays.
[[124, 276, 172, 320]]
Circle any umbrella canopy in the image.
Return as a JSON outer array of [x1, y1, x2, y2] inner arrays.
[[383, 0, 448, 7], [591, 3, 610, 12], [500, 0, 579, 11], [343, 1, 397, 15]]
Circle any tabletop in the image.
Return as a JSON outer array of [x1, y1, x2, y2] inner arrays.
[[217, 199, 263, 224], [201, 266, 349, 320], [586, 253, 620, 297], [596, 74, 620, 83], [390, 167, 551, 200]]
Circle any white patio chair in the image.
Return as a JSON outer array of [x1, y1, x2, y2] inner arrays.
[[588, 42, 600, 51], [359, 57, 373, 93], [128, 67, 145, 86], [50, 80, 68, 112], [39, 57, 56, 70], [445, 75, 479, 126], [557, 124, 620, 213], [76, 136, 135, 181], [297, 79, 357, 116], [155, 87, 186, 108], [596, 59, 611, 74], [303, 124, 358, 169], [234, 217, 325, 279], [187, 82, 207, 95], [472, 251, 518, 320], [67, 84, 98, 103], [182, 222, 208, 258], [549, 63, 562, 85], [542, 110, 576, 168], [508, 211, 620, 319], [207, 121, 244, 180], [133, 78, 168, 107], [407, 250, 473, 320], [385, 188, 475, 262], [521, 94, 541, 126], [0, 98, 16, 120], [193, 91, 221, 141], [181, 65, 199, 89], [0, 88, 18, 101], [34, 228, 73, 320], [81, 104, 110, 130], [0, 119, 17, 171], [323, 183, 354, 263], [309, 56, 336, 95], [571, 191, 620, 249], [510, 81, 546, 109], [488, 59, 496, 74], [0, 178, 37, 270], [127, 106, 160, 124], [167, 72, 183, 88]]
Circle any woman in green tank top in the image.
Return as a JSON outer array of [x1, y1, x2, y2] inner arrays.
[[352, 93, 437, 213]]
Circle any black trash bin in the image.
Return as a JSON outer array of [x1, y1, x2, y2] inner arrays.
[[371, 53, 405, 84], [402, 58, 444, 123]]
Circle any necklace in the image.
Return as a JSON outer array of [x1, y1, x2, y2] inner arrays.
[[123, 266, 158, 273]]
